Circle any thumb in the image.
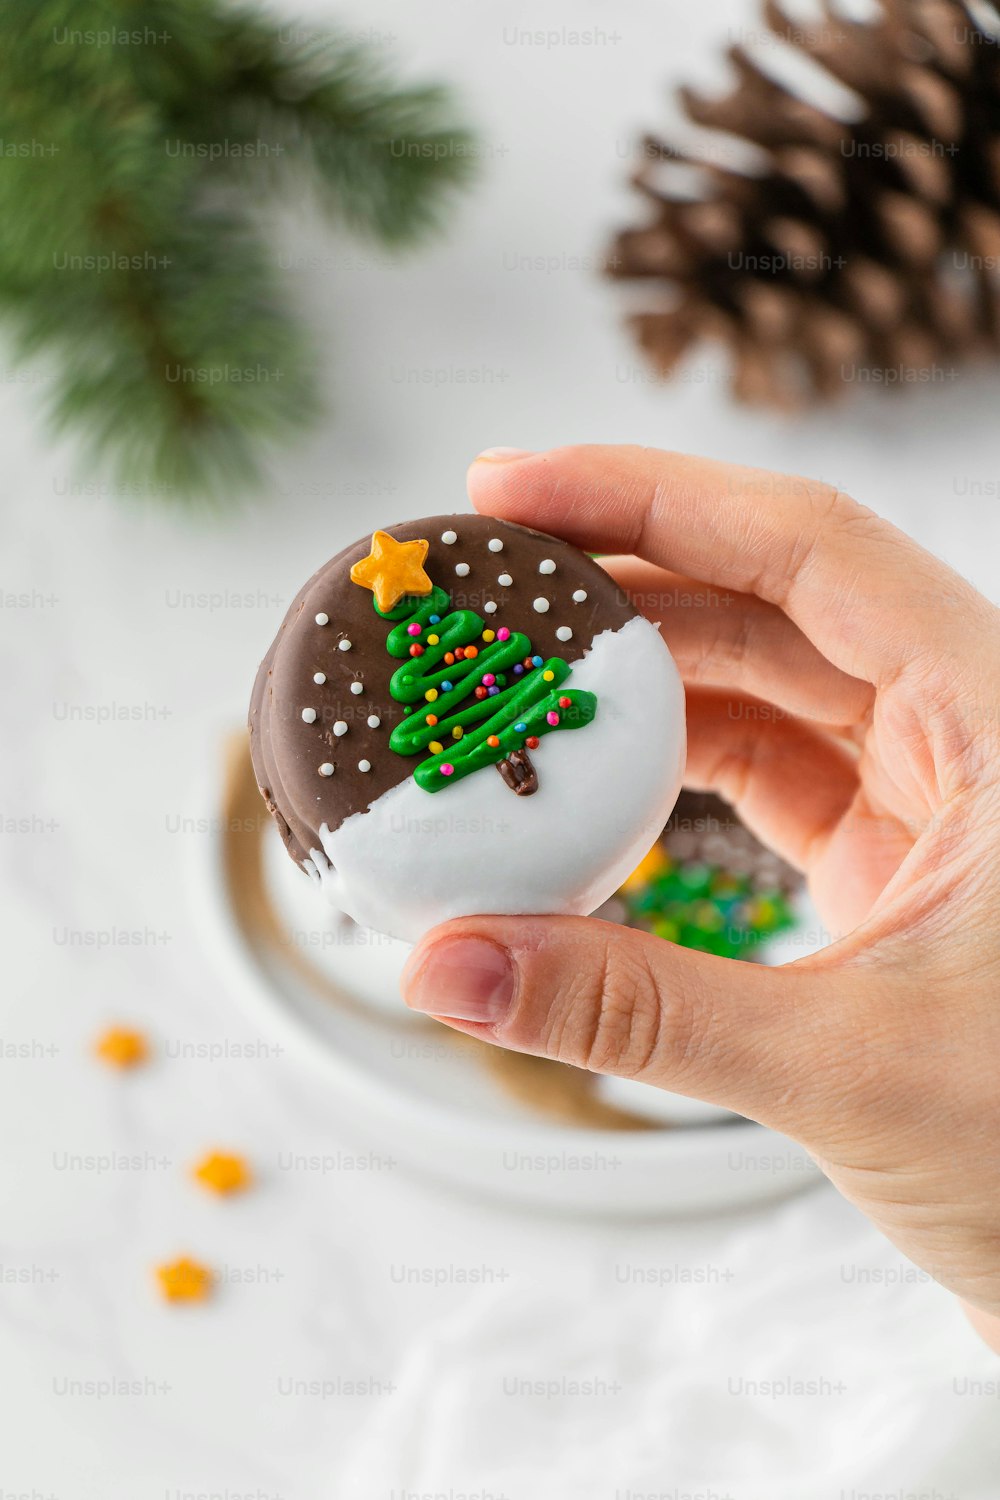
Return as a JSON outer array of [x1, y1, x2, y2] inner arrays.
[[401, 915, 855, 1140]]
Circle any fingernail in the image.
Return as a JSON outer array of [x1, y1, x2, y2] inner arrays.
[[403, 937, 515, 1024], [473, 447, 535, 463]]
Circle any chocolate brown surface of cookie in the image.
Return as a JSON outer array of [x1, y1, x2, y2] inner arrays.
[[249, 515, 639, 867]]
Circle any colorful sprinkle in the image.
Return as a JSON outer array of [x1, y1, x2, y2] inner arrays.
[[487, 686, 500, 696], [440, 763, 454, 777], [556, 626, 573, 642], [482, 629, 495, 642], [526, 735, 540, 749], [572, 589, 587, 603], [156, 1256, 213, 1304], [482, 673, 496, 687], [465, 645, 478, 658], [367, 715, 381, 728], [350, 682, 363, 695], [313, 671, 326, 684], [441, 530, 457, 545], [444, 652, 455, 665], [315, 612, 329, 625], [338, 639, 352, 651], [319, 762, 335, 776], [429, 741, 444, 755], [358, 760, 371, 773], [546, 711, 560, 726], [193, 1151, 251, 1196], [427, 634, 440, 646], [452, 726, 463, 739], [409, 643, 424, 657], [542, 669, 555, 682], [498, 573, 513, 587], [429, 614, 441, 624], [487, 734, 500, 748], [558, 696, 571, 708], [441, 680, 454, 692], [474, 686, 488, 700], [513, 664, 524, 676], [425, 713, 438, 726], [514, 721, 527, 733], [539, 559, 556, 574], [94, 1026, 147, 1069], [497, 627, 511, 642], [333, 721, 348, 736], [532, 655, 543, 667], [407, 623, 421, 637], [301, 707, 317, 723], [425, 688, 438, 702], [533, 597, 550, 613]]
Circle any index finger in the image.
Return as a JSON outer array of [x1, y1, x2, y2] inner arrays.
[[467, 445, 986, 692]]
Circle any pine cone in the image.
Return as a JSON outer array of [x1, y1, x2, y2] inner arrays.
[[608, 0, 1000, 407]]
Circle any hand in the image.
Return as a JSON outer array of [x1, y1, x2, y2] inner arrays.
[[400, 445, 1000, 1350]]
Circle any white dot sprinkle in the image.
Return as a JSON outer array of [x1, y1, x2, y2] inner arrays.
[[301, 707, 317, 723], [572, 589, 587, 603], [338, 639, 352, 652], [319, 763, 334, 777], [488, 538, 504, 552], [556, 626, 573, 642], [350, 682, 363, 695], [358, 760, 371, 773], [498, 573, 513, 588], [484, 601, 498, 614], [539, 559, 556, 575], [367, 715, 381, 729], [455, 562, 470, 577], [315, 612, 329, 626], [333, 721, 348, 737], [441, 530, 457, 545], [533, 597, 550, 613], [313, 671, 326, 685]]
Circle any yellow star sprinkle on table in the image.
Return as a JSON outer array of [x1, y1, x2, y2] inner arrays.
[[93, 1026, 148, 1068], [192, 1151, 251, 1195], [350, 530, 432, 612], [155, 1256, 214, 1302]]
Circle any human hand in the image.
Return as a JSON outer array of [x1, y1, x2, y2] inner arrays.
[[400, 445, 1000, 1349]]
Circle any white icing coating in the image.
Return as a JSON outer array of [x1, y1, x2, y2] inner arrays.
[[556, 626, 573, 642], [358, 760, 371, 773], [488, 538, 503, 552], [533, 597, 550, 613], [350, 682, 363, 695], [319, 763, 335, 777], [333, 721, 348, 737], [301, 707, 317, 723], [484, 601, 498, 614], [455, 562, 470, 577], [367, 715, 381, 729], [539, 559, 556, 574], [497, 573, 513, 587], [310, 616, 685, 942], [313, 672, 326, 685], [572, 590, 587, 603], [339, 639, 352, 652], [441, 530, 457, 545], [315, 612, 329, 625]]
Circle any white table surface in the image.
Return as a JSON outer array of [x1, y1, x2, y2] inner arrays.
[[2, 1, 999, 1494]]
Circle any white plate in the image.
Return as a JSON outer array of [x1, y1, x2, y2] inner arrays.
[[193, 740, 823, 1217]]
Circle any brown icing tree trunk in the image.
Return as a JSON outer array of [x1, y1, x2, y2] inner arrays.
[[496, 748, 538, 795]]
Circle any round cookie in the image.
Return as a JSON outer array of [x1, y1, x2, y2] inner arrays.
[[249, 515, 685, 942]]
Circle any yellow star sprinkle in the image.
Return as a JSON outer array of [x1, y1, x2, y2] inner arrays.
[[94, 1026, 148, 1069], [192, 1151, 251, 1195], [155, 1256, 214, 1303], [350, 531, 432, 613]]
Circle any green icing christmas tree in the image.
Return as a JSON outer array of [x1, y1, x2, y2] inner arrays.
[[380, 586, 597, 794]]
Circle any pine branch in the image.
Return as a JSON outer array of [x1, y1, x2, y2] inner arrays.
[[0, 0, 475, 502]]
